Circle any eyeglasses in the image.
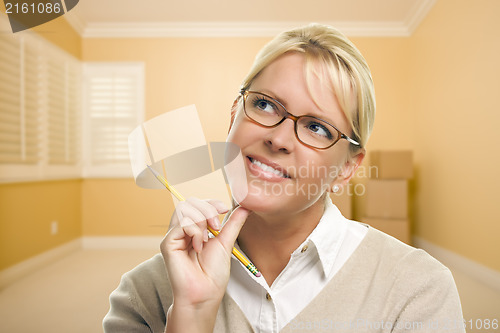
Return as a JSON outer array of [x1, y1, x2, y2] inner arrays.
[[240, 90, 361, 150]]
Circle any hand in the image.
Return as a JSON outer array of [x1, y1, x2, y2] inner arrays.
[[161, 197, 250, 308]]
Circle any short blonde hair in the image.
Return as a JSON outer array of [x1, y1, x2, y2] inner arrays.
[[238, 23, 375, 148]]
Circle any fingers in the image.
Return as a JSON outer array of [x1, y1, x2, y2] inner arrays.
[[216, 206, 250, 253], [206, 199, 231, 214], [165, 198, 230, 254], [172, 198, 228, 231], [182, 218, 206, 253], [186, 197, 228, 231]]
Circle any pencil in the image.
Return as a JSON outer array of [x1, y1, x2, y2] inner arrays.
[[146, 165, 261, 277]]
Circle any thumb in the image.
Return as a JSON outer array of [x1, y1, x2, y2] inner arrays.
[[216, 206, 250, 253]]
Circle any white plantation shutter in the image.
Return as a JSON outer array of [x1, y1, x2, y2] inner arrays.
[[83, 63, 144, 177], [0, 16, 81, 182], [0, 34, 23, 164], [23, 39, 42, 165], [45, 55, 81, 165], [0, 33, 40, 165], [46, 55, 67, 164]]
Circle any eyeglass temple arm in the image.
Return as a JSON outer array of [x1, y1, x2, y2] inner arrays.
[[341, 134, 361, 147]]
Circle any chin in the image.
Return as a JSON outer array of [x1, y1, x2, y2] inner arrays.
[[237, 198, 267, 212], [234, 186, 299, 215], [233, 188, 276, 212]]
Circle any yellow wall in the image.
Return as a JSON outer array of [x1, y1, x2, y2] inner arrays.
[[82, 179, 173, 236], [32, 16, 81, 59], [0, 180, 82, 270], [408, 0, 500, 271], [350, 37, 414, 151]]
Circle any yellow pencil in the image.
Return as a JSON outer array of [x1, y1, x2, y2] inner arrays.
[[146, 165, 261, 277]]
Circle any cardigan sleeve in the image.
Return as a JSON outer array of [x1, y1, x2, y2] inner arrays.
[[103, 254, 170, 333], [103, 271, 153, 333], [393, 266, 465, 332]]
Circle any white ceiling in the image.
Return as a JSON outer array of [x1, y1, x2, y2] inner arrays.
[[65, 0, 437, 37]]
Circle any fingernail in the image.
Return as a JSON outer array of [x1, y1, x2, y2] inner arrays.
[[214, 200, 230, 212], [213, 217, 222, 230]]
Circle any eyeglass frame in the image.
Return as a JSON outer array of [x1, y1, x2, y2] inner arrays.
[[240, 90, 361, 150]]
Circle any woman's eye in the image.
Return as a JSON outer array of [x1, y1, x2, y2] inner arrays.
[[307, 122, 332, 139], [254, 99, 276, 114]]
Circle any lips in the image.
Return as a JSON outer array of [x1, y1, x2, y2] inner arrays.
[[246, 155, 291, 180]]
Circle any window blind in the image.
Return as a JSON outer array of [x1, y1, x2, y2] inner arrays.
[[23, 39, 42, 165], [0, 16, 81, 182], [83, 64, 144, 177], [46, 56, 81, 165], [0, 34, 40, 165]]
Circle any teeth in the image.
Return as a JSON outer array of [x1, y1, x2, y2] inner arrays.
[[251, 158, 288, 178]]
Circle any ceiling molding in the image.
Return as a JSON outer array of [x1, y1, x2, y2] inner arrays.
[[63, 0, 436, 38], [405, 0, 437, 35]]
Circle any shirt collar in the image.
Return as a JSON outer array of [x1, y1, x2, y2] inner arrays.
[[292, 195, 348, 277], [232, 196, 349, 281]]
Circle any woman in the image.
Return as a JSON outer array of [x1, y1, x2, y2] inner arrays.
[[104, 24, 464, 333]]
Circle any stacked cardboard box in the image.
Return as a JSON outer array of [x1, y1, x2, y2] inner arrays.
[[363, 151, 413, 244]]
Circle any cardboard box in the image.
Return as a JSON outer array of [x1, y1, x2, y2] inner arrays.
[[370, 150, 413, 179], [365, 180, 408, 219], [362, 217, 411, 244], [329, 190, 352, 219]]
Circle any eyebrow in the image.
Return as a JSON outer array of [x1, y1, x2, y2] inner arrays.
[[254, 88, 338, 126], [256, 89, 287, 108]]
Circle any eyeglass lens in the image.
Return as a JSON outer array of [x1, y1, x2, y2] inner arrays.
[[244, 92, 340, 149]]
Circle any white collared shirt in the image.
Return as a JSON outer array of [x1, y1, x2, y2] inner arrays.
[[226, 197, 368, 333]]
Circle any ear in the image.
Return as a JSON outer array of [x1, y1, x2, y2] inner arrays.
[[328, 148, 365, 192]]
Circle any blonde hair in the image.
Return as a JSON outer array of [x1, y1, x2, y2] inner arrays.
[[238, 23, 375, 148]]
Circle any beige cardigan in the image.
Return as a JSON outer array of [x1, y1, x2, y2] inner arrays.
[[103, 227, 465, 332]]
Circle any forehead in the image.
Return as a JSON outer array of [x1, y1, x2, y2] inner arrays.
[[252, 53, 327, 96], [250, 52, 348, 128]]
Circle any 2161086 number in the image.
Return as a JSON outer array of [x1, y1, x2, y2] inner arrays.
[[5, 2, 62, 14]]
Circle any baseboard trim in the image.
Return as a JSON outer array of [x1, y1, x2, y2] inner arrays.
[[0, 236, 162, 289], [413, 236, 500, 292], [0, 238, 82, 290], [82, 236, 163, 249]]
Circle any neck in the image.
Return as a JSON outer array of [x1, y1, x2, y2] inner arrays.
[[237, 198, 326, 285]]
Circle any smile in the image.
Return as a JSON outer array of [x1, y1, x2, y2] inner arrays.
[[247, 156, 290, 179]]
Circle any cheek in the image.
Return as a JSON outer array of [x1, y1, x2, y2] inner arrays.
[[227, 115, 259, 147], [297, 154, 343, 186]]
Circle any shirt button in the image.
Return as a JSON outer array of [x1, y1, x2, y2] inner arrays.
[[266, 293, 272, 301], [301, 244, 309, 253]]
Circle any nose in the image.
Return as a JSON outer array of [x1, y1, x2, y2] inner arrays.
[[264, 118, 296, 153]]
